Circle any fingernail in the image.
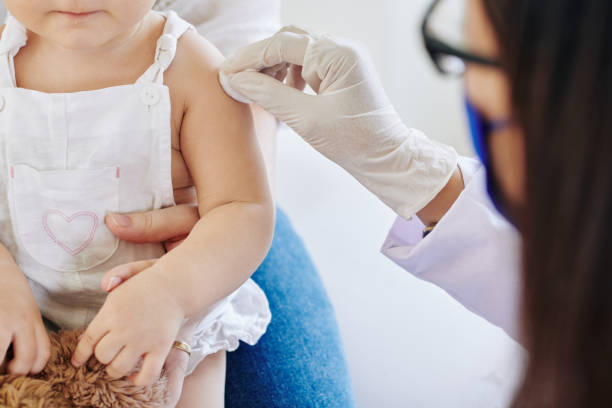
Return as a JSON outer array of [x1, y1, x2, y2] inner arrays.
[[106, 277, 122, 292], [109, 213, 132, 228]]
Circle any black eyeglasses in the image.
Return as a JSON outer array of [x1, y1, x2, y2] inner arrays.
[[422, 0, 500, 76]]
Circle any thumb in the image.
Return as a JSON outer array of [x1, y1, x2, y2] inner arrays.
[[105, 205, 199, 244], [228, 71, 313, 122], [101, 259, 157, 292]]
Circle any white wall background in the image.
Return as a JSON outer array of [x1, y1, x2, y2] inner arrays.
[[276, 0, 525, 407]]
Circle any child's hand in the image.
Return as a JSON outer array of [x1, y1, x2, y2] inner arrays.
[[0, 267, 50, 375], [71, 268, 185, 386]]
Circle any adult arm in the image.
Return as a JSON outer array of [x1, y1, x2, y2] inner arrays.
[[221, 27, 460, 221], [221, 28, 521, 340], [382, 158, 521, 341]]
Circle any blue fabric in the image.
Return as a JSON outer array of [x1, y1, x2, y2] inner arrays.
[[225, 208, 356, 407]]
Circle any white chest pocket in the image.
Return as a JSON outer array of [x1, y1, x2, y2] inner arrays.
[[8, 164, 120, 272]]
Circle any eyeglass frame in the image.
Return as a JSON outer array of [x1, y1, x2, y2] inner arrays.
[[421, 0, 501, 75]]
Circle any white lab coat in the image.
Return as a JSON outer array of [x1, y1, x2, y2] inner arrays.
[[382, 157, 522, 341]]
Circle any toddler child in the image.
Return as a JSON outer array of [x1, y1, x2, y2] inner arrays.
[[0, 1, 274, 406]]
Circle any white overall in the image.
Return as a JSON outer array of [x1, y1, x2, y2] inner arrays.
[[0, 11, 270, 375]]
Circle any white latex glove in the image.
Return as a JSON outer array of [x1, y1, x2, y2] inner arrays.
[[220, 26, 458, 219]]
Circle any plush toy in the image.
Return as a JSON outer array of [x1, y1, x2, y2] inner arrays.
[[0, 330, 168, 408]]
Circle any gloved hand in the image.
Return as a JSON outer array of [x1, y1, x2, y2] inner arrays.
[[220, 26, 458, 219]]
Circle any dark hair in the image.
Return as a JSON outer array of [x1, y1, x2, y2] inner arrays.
[[481, 0, 612, 406]]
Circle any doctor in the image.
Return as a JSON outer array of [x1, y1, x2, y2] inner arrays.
[[106, 0, 612, 406], [217, 0, 522, 339]]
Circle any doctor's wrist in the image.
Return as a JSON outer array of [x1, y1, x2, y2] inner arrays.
[[416, 166, 464, 226]]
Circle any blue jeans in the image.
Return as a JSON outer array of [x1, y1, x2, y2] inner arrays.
[[225, 209, 356, 407]]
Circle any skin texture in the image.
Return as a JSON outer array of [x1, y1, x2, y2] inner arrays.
[[0, 245, 50, 376], [0, 1, 275, 407], [4, 0, 156, 51], [464, 0, 526, 207], [419, 0, 526, 226]]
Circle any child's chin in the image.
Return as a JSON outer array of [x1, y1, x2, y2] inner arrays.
[[51, 33, 108, 50], [42, 25, 114, 51]]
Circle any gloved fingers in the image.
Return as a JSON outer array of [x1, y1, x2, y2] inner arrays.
[[221, 30, 311, 75], [227, 70, 313, 121], [220, 62, 290, 104], [286, 64, 306, 91], [261, 62, 290, 82], [278, 25, 312, 36]]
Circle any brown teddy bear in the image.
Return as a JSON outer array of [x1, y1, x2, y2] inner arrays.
[[0, 330, 168, 408]]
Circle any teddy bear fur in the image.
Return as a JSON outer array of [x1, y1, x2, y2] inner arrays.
[[0, 330, 168, 408]]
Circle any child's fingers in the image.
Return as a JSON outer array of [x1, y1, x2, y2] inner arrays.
[[72, 324, 107, 367], [106, 347, 141, 379], [132, 353, 166, 386], [101, 260, 157, 292], [8, 328, 36, 375], [94, 333, 125, 365], [31, 325, 51, 374], [0, 333, 11, 367]]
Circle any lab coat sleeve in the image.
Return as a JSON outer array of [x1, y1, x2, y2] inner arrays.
[[381, 157, 522, 340], [165, 0, 282, 57]]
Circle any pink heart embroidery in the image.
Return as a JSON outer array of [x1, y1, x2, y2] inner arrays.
[[42, 210, 99, 256]]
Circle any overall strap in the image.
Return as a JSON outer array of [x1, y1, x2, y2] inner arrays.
[[0, 14, 27, 88], [137, 11, 194, 85]]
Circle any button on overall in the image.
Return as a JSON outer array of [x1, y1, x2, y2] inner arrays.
[[140, 85, 161, 106]]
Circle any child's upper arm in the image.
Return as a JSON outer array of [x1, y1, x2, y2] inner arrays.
[[167, 31, 271, 216]]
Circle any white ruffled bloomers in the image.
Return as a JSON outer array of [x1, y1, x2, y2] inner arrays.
[[186, 279, 271, 375]]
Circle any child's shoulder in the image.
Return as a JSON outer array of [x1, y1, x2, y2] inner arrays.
[[165, 25, 226, 104]]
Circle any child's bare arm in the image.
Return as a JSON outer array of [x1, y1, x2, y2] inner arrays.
[[0, 244, 50, 374], [151, 30, 275, 317]]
